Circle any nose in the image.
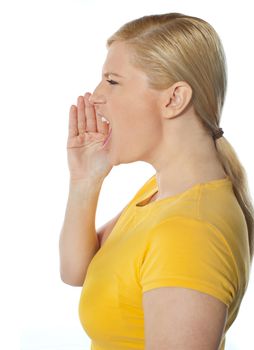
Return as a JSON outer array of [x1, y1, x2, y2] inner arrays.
[[88, 88, 106, 106]]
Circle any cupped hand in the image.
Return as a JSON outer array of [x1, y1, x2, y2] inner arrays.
[[67, 92, 113, 182]]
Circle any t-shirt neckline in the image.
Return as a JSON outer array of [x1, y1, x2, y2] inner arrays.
[[135, 175, 232, 209]]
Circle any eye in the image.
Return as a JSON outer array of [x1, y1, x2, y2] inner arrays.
[[106, 79, 118, 85]]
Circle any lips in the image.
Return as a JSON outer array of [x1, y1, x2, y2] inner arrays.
[[96, 112, 111, 125], [102, 127, 112, 147]]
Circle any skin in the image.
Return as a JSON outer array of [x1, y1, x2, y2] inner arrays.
[[87, 41, 228, 347], [143, 287, 227, 349], [89, 41, 226, 201]]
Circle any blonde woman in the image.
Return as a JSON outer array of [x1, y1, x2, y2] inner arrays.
[[59, 13, 253, 350]]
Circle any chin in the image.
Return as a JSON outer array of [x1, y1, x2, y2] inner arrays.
[[108, 149, 134, 166]]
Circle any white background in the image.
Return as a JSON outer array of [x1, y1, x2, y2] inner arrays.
[[0, 0, 253, 349]]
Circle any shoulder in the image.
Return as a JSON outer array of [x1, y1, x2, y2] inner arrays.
[[141, 216, 230, 349], [139, 216, 238, 308], [145, 216, 230, 250]]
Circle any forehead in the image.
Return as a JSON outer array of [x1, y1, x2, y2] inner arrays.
[[102, 42, 136, 77], [101, 42, 153, 91]]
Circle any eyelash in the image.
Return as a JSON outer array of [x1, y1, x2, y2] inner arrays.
[[106, 79, 118, 85]]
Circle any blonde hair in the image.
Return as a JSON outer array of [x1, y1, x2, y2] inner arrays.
[[106, 12, 254, 263]]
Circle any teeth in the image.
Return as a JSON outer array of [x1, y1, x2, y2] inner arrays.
[[101, 116, 110, 124], [97, 112, 111, 125]]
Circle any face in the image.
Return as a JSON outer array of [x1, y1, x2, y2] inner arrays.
[[89, 41, 164, 166]]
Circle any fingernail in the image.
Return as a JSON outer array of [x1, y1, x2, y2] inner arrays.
[[84, 93, 90, 104]]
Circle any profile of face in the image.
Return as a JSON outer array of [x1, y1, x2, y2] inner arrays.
[[89, 41, 165, 166]]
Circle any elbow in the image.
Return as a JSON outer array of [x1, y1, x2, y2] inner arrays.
[[59, 267, 85, 287]]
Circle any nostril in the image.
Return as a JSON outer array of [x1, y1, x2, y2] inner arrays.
[[89, 94, 106, 104]]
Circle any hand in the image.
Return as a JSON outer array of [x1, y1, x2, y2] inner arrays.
[[67, 92, 113, 182]]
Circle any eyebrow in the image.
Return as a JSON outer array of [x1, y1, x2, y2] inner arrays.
[[103, 72, 125, 78]]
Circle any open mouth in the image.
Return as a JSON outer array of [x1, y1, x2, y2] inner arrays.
[[102, 127, 112, 146]]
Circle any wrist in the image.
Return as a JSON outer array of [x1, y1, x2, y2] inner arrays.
[[69, 177, 103, 193]]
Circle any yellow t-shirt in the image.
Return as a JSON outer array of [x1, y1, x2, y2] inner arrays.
[[79, 174, 251, 350]]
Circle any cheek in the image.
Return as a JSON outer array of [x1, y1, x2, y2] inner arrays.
[[122, 116, 161, 148], [132, 105, 162, 140], [113, 99, 161, 142]]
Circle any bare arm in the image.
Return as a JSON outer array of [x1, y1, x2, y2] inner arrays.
[[143, 287, 227, 350], [60, 91, 114, 287], [59, 178, 103, 286], [59, 177, 125, 286]]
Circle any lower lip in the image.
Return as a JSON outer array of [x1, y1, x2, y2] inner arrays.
[[102, 128, 112, 147]]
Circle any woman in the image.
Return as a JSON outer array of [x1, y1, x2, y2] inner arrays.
[[59, 12, 253, 350]]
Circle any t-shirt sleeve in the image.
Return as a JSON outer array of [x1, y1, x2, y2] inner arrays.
[[139, 216, 238, 307]]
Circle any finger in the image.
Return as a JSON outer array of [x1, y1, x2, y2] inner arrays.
[[68, 105, 78, 137], [77, 95, 86, 135], [84, 93, 97, 133]]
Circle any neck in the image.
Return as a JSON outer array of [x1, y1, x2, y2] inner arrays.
[[149, 133, 226, 200]]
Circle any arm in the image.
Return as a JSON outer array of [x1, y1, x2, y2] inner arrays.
[[143, 287, 227, 350], [139, 217, 236, 349], [59, 178, 102, 286], [59, 178, 125, 286]]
